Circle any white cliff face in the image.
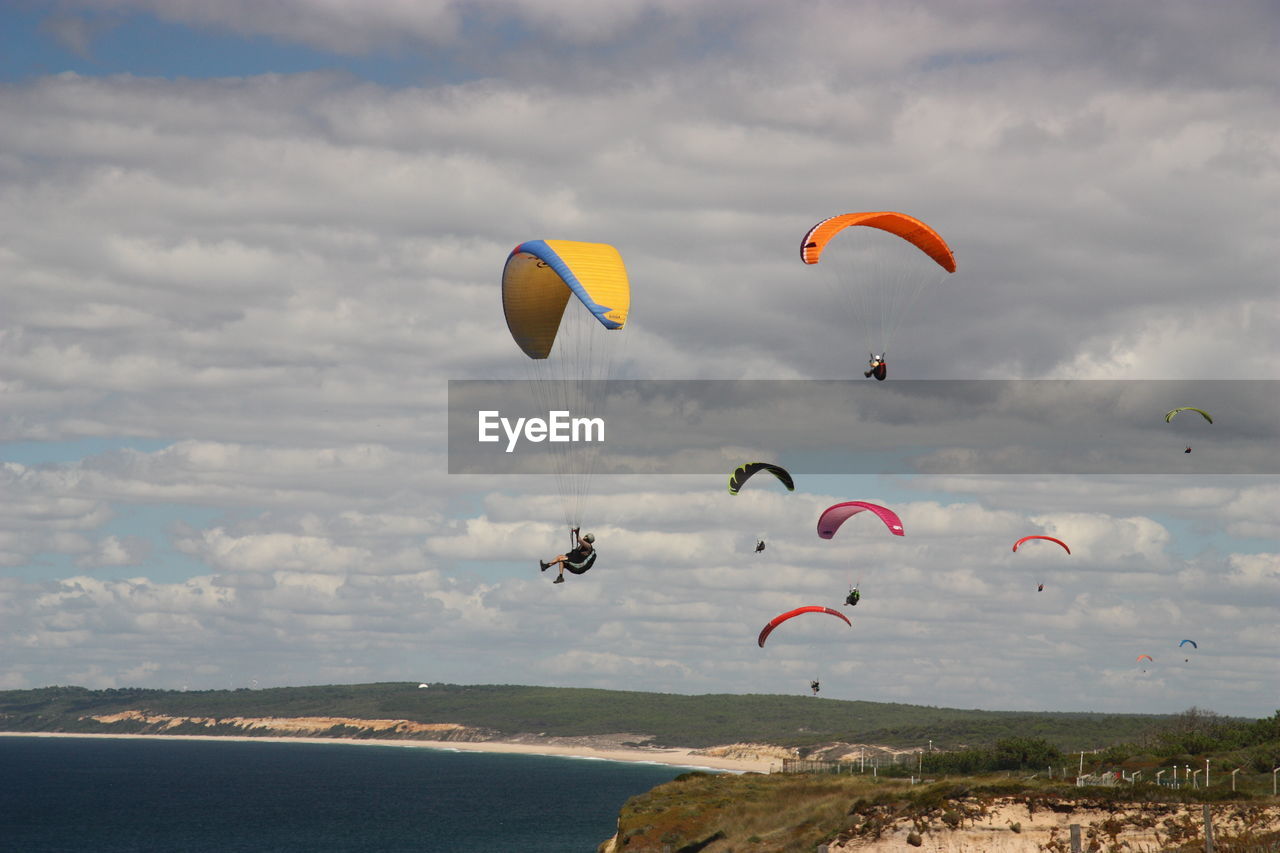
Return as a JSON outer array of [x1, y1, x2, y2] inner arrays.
[[690, 742, 798, 764], [602, 798, 1280, 853], [832, 799, 1280, 852], [86, 711, 494, 740]]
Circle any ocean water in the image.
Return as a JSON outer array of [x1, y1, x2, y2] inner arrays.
[[0, 736, 698, 852]]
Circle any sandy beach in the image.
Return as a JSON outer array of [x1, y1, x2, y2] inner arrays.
[[0, 731, 776, 774]]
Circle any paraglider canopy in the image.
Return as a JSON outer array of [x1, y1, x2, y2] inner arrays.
[[502, 239, 629, 359], [1165, 407, 1213, 424], [757, 606, 851, 647], [818, 502, 904, 539], [1137, 654, 1154, 663], [1012, 535, 1071, 555], [1179, 639, 1198, 649], [801, 212, 956, 272], [728, 462, 795, 496]]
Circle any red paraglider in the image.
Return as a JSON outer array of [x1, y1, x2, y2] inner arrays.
[[1012, 536, 1070, 555], [757, 606, 851, 648], [817, 502, 904, 539]]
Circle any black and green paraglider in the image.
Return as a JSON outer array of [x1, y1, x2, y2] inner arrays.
[[728, 462, 795, 496]]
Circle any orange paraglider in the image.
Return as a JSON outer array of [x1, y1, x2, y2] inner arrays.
[[801, 212, 956, 272], [800, 211, 956, 377]]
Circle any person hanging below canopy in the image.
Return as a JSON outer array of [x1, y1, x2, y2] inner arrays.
[[755, 539, 767, 553], [845, 587, 861, 606], [864, 353, 887, 381], [541, 528, 596, 584], [810, 679, 821, 696]]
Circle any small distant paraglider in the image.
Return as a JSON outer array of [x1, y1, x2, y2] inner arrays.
[[1180, 639, 1198, 662], [1013, 535, 1069, 592], [1137, 654, 1154, 672], [729, 463, 793, 556], [1165, 407, 1212, 454]]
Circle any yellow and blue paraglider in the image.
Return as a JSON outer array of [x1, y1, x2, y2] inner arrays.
[[503, 240, 630, 360], [503, 239, 631, 531]]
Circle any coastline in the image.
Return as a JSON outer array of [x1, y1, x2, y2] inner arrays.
[[0, 731, 774, 774]]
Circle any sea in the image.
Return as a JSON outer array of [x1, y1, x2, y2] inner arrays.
[[0, 735, 702, 852]]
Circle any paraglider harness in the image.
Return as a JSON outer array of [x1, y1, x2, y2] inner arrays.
[[755, 539, 766, 553], [845, 587, 860, 607], [864, 353, 887, 381], [564, 529, 596, 575], [565, 550, 596, 574], [810, 680, 820, 695]]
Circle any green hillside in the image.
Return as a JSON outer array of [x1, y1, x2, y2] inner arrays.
[[0, 682, 1185, 750]]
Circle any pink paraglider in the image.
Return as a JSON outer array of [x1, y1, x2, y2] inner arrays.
[[817, 502, 904, 539]]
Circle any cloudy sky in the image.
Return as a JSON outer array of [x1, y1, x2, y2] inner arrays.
[[2, 1, 1276, 721]]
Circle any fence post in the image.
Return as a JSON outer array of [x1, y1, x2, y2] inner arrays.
[[1203, 803, 1213, 853], [1069, 824, 1082, 853]]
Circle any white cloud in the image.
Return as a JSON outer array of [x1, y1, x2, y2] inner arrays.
[[75, 534, 149, 569]]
